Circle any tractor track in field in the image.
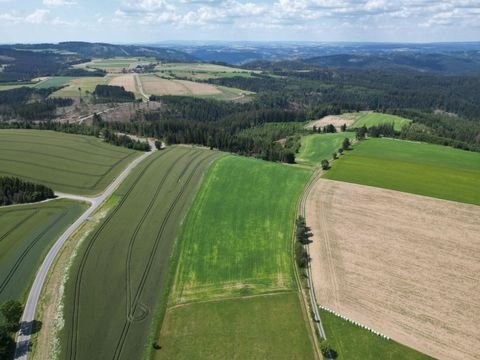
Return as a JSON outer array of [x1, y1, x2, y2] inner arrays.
[[112, 151, 219, 360], [0, 210, 69, 296], [124, 150, 203, 323], [66, 148, 172, 360], [15, 141, 157, 360], [0, 210, 39, 242]]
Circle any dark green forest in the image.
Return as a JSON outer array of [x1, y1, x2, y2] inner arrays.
[[0, 177, 55, 206]]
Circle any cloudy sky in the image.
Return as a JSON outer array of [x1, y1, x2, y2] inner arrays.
[[1, 0, 479, 43]]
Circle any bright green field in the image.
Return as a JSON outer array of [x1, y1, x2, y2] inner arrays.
[[157, 293, 314, 360], [323, 138, 480, 205], [75, 57, 157, 72], [33, 76, 74, 89], [155, 156, 315, 359], [50, 76, 110, 97], [0, 199, 87, 317], [297, 132, 356, 166], [61, 147, 221, 360], [0, 130, 140, 195], [346, 112, 412, 131], [170, 156, 312, 303], [320, 310, 432, 360]]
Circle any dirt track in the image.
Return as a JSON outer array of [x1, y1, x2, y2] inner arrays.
[[306, 179, 480, 360]]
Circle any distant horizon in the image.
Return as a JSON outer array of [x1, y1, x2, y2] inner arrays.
[[1, 40, 480, 46], [1, 1, 479, 44]]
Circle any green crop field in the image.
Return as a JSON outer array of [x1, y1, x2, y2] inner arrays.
[[60, 147, 221, 360], [157, 293, 314, 360], [297, 132, 356, 166], [0, 130, 140, 195], [323, 138, 480, 205], [155, 63, 257, 80], [155, 156, 315, 359], [346, 112, 412, 131], [75, 57, 157, 72], [50, 76, 110, 97], [320, 310, 432, 360], [33, 77, 74, 89], [0, 199, 87, 316], [170, 156, 312, 303]]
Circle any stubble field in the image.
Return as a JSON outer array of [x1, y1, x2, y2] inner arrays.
[[306, 179, 480, 360]]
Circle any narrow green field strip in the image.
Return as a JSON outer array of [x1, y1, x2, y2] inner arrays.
[[0, 130, 133, 157], [156, 293, 315, 360], [323, 139, 480, 205], [0, 130, 140, 195], [320, 310, 432, 360], [0, 200, 88, 310], [297, 132, 356, 166], [171, 156, 312, 304], [60, 147, 221, 360], [348, 112, 412, 131]]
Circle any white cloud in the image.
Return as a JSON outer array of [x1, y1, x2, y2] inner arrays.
[[43, 0, 76, 7], [25, 9, 50, 24]]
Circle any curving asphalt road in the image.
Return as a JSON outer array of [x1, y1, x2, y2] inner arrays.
[[14, 140, 156, 360]]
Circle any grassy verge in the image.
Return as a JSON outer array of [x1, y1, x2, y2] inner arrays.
[[320, 309, 433, 360]]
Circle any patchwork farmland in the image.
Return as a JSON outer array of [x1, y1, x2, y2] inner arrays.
[[0, 130, 140, 195], [155, 156, 316, 359], [59, 147, 221, 360]]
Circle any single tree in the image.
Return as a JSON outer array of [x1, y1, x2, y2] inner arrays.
[[342, 138, 351, 151], [332, 152, 338, 160], [1, 300, 23, 331], [340, 123, 347, 132], [321, 159, 330, 170]]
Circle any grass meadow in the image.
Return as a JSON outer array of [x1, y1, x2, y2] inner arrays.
[[323, 138, 480, 205], [60, 147, 221, 360], [297, 132, 356, 166], [320, 310, 433, 360], [170, 156, 312, 303], [346, 112, 412, 131], [157, 293, 314, 360], [50, 76, 110, 97], [0, 199, 87, 318], [0, 130, 140, 195], [155, 156, 316, 358]]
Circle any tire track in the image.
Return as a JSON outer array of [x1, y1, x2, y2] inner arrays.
[[0, 210, 69, 296], [112, 152, 218, 360], [0, 210, 38, 242], [66, 148, 174, 360], [124, 150, 201, 322]]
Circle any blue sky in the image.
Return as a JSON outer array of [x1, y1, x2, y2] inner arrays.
[[1, 0, 479, 43]]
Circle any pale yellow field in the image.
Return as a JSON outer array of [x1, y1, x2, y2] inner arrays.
[[307, 179, 480, 360], [140, 75, 221, 96], [307, 115, 355, 130], [108, 74, 138, 94]]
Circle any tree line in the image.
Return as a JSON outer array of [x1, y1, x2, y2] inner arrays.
[[0, 177, 55, 206]]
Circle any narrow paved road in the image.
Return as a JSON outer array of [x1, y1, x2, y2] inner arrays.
[[14, 141, 156, 360]]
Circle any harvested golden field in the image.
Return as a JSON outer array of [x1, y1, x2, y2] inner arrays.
[[108, 74, 137, 94], [306, 179, 480, 360], [140, 75, 221, 96], [307, 115, 355, 130]]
